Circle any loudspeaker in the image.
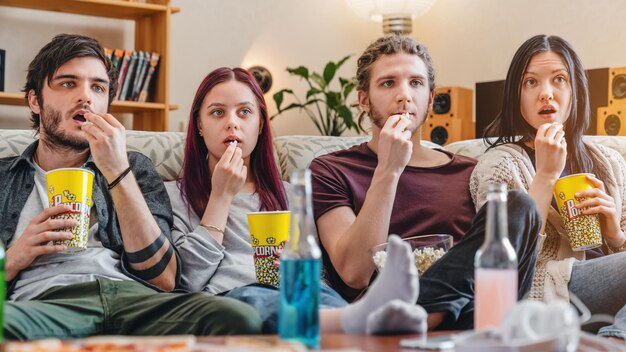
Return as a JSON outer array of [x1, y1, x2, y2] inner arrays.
[[609, 67, 626, 106], [597, 106, 626, 136], [421, 86, 473, 145], [587, 68, 609, 135]]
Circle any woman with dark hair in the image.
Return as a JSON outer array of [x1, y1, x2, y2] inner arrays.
[[471, 35, 626, 339], [167, 67, 428, 334]]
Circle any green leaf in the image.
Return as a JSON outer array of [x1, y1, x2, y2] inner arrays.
[[310, 73, 326, 89], [303, 98, 324, 107], [335, 55, 352, 70], [272, 89, 293, 111], [306, 88, 322, 99], [273, 90, 284, 111], [280, 102, 306, 112], [323, 62, 336, 85], [339, 77, 349, 88], [342, 81, 355, 99], [287, 66, 309, 79], [325, 91, 341, 108], [335, 105, 354, 127]]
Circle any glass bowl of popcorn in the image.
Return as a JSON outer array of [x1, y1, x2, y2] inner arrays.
[[371, 234, 454, 276]]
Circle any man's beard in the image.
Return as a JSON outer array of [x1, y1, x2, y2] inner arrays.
[[368, 99, 426, 133], [39, 105, 89, 151]]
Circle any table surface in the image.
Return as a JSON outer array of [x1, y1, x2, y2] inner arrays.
[[322, 333, 435, 351], [199, 332, 626, 352], [4, 332, 624, 351], [198, 332, 450, 351]]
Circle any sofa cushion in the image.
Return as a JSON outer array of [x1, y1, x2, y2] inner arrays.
[[273, 135, 370, 180], [124, 131, 185, 181], [272, 135, 442, 180], [6, 127, 623, 183], [0, 129, 185, 181], [445, 135, 626, 161]]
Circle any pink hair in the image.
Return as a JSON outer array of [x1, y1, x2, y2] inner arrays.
[[178, 67, 288, 216]]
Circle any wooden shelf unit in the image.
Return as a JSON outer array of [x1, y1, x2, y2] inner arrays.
[[0, 0, 180, 131]]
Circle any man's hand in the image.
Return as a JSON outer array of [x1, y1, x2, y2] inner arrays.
[[6, 205, 76, 281], [376, 114, 413, 174], [210, 142, 247, 199], [82, 112, 130, 182], [534, 123, 567, 181]]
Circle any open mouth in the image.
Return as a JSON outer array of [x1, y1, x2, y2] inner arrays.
[[73, 114, 86, 123], [539, 108, 556, 115], [223, 137, 242, 145], [539, 104, 556, 115]]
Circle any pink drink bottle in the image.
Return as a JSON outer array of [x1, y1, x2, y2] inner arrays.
[[474, 183, 518, 330]]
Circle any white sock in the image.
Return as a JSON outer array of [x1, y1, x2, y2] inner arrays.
[[341, 234, 419, 333], [366, 300, 428, 335]]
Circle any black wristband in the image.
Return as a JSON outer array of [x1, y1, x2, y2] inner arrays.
[[128, 242, 174, 281], [108, 167, 132, 190], [126, 234, 166, 263]]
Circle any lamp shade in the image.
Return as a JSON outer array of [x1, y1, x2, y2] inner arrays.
[[345, 0, 436, 22]]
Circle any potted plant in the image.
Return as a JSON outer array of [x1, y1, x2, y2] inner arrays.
[[271, 55, 363, 136]]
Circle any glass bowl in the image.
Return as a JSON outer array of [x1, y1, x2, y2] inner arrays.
[[371, 234, 454, 276]]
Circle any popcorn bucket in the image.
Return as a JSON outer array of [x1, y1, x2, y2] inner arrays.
[[46, 168, 94, 253], [247, 211, 290, 286], [554, 173, 603, 251]]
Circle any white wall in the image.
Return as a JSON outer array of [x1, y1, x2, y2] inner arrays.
[[1, 0, 626, 135], [169, 0, 379, 136], [415, 0, 626, 92]]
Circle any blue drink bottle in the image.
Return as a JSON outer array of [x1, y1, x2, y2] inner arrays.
[[278, 169, 321, 348]]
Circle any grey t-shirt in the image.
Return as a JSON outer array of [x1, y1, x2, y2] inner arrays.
[[168, 181, 285, 294], [10, 162, 131, 301]]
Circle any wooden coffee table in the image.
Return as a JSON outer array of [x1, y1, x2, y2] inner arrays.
[[199, 332, 626, 351], [199, 332, 448, 351]]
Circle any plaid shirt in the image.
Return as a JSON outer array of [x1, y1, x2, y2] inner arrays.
[[0, 140, 179, 293]]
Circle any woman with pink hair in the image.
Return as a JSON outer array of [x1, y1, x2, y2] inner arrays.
[[167, 67, 427, 334]]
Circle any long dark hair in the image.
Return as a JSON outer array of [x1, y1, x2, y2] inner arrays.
[[485, 34, 609, 183], [178, 67, 288, 216]]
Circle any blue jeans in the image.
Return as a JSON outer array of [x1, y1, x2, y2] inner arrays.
[[569, 251, 626, 338], [598, 304, 626, 339], [223, 283, 347, 333]]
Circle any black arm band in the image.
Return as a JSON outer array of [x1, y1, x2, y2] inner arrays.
[[108, 166, 132, 190], [129, 242, 174, 281], [126, 234, 166, 263]]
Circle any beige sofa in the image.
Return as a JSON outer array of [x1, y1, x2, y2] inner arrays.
[[3, 129, 626, 180]]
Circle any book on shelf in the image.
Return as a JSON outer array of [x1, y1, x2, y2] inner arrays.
[[138, 52, 160, 103], [115, 50, 133, 100], [111, 49, 124, 72], [118, 50, 138, 101], [130, 51, 149, 101], [105, 48, 160, 102]]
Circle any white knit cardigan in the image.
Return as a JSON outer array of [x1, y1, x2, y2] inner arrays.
[[469, 142, 626, 301]]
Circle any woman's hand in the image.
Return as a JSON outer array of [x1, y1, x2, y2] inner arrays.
[[575, 175, 626, 247], [210, 142, 247, 199], [534, 123, 567, 181]]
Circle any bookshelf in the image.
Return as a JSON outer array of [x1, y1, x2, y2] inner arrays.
[[0, 0, 180, 131]]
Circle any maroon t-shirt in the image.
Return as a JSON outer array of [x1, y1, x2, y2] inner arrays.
[[310, 142, 477, 301]]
